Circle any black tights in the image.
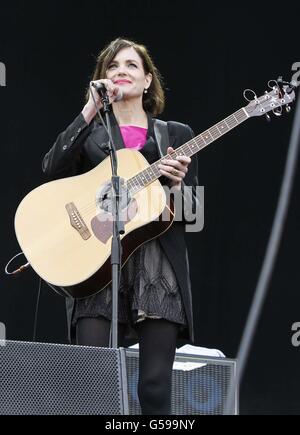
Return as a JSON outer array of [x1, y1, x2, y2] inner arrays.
[[76, 317, 179, 415]]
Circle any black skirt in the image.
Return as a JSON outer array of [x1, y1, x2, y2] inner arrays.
[[72, 238, 187, 335]]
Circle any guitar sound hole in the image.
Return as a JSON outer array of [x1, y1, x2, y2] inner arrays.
[[96, 179, 131, 213]]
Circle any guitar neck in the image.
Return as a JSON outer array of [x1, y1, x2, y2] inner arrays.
[[127, 107, 249, 193]]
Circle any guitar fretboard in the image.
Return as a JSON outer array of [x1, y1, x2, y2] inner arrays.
[[127, 107, 249, 194]]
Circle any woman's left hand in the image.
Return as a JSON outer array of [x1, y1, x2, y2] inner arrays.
[[158, 147, 191, 191]]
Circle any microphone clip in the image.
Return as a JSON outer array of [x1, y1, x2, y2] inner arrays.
[[91, 82, 111, 113]]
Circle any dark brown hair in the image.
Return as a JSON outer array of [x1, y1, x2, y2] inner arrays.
[[87, 37, 165, 116]]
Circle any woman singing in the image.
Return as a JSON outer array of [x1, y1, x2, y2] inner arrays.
[[42, 37, 199, 415]]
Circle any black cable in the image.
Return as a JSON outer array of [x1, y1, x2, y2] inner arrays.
[[32, 278, 43, 342], [5, 253, 43, 342], [224, 90, 300, 415]]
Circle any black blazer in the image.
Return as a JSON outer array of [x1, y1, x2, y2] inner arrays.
[[42, 110, 199, 342]]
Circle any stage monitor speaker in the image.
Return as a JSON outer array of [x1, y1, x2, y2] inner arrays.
[[0, 341, 238, 415], [0, 341, 129, 415], [126, 348, 238, 415]]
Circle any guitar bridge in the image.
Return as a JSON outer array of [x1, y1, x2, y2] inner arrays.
[[66, 203, 91, 241]]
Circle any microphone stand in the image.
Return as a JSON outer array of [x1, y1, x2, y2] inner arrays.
[[96, 86, 125, 349]]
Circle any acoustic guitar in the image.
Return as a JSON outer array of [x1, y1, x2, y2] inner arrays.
[[14, 79, 296, 298]]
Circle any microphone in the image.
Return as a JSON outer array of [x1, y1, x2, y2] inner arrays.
[[91, 81, 123, 102]]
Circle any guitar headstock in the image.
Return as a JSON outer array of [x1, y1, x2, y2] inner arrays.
[[244, 78, 297, 120]]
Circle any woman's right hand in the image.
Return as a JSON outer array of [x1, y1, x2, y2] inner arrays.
[[88, 79, 121, 109], [82, 79, 121, 124]]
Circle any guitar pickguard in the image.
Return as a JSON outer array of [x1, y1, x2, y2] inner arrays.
[[91, 198, 138, 244]]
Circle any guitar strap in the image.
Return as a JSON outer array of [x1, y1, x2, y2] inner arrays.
[[153, 119, 170, 158]]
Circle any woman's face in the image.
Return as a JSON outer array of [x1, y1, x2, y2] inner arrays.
[[106, 46, 152, 100]]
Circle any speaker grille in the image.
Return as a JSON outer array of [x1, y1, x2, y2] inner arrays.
[[0, 341, 125, 415], [125, 350, 237, 415], [0, 341, 237, 415]]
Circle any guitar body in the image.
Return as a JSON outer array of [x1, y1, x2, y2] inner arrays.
[[14, 149, 174, 298]]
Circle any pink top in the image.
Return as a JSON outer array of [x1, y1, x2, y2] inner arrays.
[[120, 125, 148, 151]]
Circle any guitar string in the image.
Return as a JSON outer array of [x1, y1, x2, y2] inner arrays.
[[76, 118, 247, 220], [74, 119, 246, 220], [71, 108, 248, 218]]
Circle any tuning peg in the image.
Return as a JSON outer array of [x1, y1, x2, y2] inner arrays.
[[265, 114, 271, 122], [286, 105, 291, 113]]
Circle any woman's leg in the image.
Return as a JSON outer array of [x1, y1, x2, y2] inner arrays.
[[76, 316, 126, 348], [136, 318, 179, 415]]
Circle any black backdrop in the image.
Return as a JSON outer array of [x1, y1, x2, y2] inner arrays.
[[1, 1, 300, 414]]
